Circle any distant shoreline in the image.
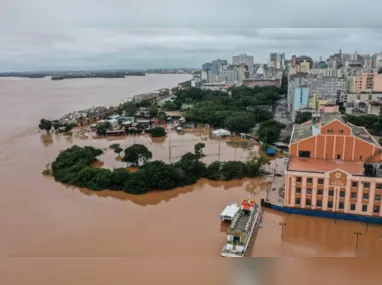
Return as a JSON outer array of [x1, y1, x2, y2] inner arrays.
[[0, 72, 146, 80], [51, 73, 145, 80]]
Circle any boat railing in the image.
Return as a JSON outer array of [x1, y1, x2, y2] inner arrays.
[[230, 210, 242, 230]]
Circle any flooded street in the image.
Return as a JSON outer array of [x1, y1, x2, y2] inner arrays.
[[0, 76, 382, 284], [1, 129, 382, 259]]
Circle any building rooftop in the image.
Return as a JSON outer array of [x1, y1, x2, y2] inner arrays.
[[288, 157, 364, 175], [290, 112, 379, 146], [291, 122, 312, 143], [320, 112, 344, 125]]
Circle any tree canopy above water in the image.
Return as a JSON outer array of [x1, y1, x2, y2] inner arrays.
[[47, 143, 269, 195]]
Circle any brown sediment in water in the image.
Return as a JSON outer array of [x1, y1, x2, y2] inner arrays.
[[1, 76, 382, 285], [1, 125, 382, 260]]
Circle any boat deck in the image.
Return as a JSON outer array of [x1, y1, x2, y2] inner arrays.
[[235, 213, 250, 231]]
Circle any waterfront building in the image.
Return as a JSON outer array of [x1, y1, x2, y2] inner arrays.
[[285, 112, 382, 218]]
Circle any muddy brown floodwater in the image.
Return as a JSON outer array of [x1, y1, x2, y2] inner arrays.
[[1, 76, 382, 284]]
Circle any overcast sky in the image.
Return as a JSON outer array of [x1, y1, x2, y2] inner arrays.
[[1, 0, 382, 71]]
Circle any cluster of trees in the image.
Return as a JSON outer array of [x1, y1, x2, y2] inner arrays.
[[109, 143, 123, 156], [173, 86, 283, 133], [49, 143, 269, 194], [96, 121, 112, 136], [39, 119, 74, 133], [346, 114, 382, 136], [150, 127, 166, 137], [295, 112, 313, 124], [162, 101, 178, 111], [258, 120, 286, 145], [39, 119, 52, 132]]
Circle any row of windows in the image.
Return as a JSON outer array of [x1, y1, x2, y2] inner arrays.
[[296, 177, 382, 189], [296, 177, 324, 184], [295, 187, 381, 201], [327, 129, 344, 134], [295, 198, 381, 213]]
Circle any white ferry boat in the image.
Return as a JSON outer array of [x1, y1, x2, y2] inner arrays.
[[221, 198, 262, 257]]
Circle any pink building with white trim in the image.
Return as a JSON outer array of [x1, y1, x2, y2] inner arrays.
[[285, 112, 382, 218]]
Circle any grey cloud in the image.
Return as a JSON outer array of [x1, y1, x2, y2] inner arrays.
[[1, 0, 382, 72], [1, 0, 382, 29]]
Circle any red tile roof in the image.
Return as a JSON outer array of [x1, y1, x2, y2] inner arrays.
[[288, 157, 364, 175]]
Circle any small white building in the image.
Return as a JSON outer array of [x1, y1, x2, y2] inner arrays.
[[107, 119, 119, 128], [109, 114, 121, 120], [212, 129, 231, 137]]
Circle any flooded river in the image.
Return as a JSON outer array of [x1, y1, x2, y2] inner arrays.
[[1, 75, 382, 284]]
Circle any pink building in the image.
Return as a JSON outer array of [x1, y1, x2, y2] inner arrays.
[[319, 104, 339, 113], [352, 73, 382, 93], [285, 112, 382, 218], [373, 74, 382, 92]]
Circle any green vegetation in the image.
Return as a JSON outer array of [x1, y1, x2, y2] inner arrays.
[[150, 126, 166, 138], [122, 144, 153, 166], [162, 101, 178, 111], [172, 86, 283, 132], [379, 67, 382, 74], [118, 101, 137, 116], [194, 142, 206, 159], [109, 143, 121, 150], [137, 100, 151, 108], [295, 112, 313, 124], [96, 121, 112, 136], [258, 120, 286, 144], [114, 146, 123, 156], [39, 119, 52, 132], [48, 144, 269, 195], [149, 106, 159, 118], [346, 114, 382, 136]]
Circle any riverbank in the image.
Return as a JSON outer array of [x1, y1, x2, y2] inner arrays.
[[0, 74, 192, 142]]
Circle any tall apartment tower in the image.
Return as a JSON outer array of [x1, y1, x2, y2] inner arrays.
[[232, 54, 254, 75]]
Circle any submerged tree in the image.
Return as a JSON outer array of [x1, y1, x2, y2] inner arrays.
[[150, 127, 166, 137], [123, 144, 153, 166], [96, 121, 112, 136], [109, 143, 121, 150], [114, 146, 123, 156], [194, 142, 206, 159], [39, 119, 52, 132]]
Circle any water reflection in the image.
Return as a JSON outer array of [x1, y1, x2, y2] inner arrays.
[[256, 208, 382, 257], [40, 133, 53, 147], [75, 178, 269, 207]]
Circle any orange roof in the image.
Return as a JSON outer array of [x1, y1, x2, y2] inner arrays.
[[241, 199, 255, 210], [288, 157, 364, 175]]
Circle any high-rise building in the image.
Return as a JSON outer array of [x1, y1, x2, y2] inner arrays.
[[268, 53, 285, 69], [351, 73, 382, 93], [210, 59, 227, 75], [232, 54, 254, 75]]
